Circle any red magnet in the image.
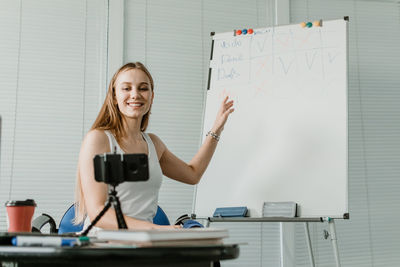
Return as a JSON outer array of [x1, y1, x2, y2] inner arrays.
[[248, 28, 254, 34], [236, 29, 242, 35]]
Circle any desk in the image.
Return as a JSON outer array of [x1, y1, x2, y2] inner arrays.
[[0, 244, 239, 267]]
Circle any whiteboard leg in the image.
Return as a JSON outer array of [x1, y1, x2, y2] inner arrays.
[[280, 222, 284, 267], [281, 222, 295, 267], [304, 222, 315, 267], [328, 219, 341, 267]]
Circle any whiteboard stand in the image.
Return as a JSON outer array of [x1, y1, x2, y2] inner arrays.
[[304, 222, 315, 267], [324, 217, 341, 267], [206, 217, 342, 267], [280, 222, 295, 267]]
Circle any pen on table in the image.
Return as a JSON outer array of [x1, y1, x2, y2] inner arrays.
[[11, 236, 83, 247]]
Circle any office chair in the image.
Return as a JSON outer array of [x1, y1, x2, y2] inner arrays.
[[32, 204, 171, 234], [153, 206, 170, 226]]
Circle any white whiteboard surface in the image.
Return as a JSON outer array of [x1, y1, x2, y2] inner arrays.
[[194, 19, 348, 218]]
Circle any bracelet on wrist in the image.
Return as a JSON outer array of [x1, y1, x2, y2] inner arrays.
[[206, 130, 220, 141]]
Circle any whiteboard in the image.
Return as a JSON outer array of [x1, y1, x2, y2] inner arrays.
[[194, 19, 348, 218]]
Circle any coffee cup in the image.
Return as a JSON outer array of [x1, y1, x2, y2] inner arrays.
[[5, 199, 37, 232]]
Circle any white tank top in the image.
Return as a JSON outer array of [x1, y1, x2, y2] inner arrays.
[[83, 130, 163, 234]]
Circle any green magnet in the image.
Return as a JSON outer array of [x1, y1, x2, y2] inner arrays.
[[306, 22, 312, 28]]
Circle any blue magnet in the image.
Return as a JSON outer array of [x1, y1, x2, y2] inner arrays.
[[242, 29, 248, 35]]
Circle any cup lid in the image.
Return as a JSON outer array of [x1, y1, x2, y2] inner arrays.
[[5, 199, 36, 207]]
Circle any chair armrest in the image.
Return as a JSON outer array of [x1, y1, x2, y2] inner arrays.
[[32, 213, 57, 234]]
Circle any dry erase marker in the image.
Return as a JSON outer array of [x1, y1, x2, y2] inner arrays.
[[12, 236, 78, 247]]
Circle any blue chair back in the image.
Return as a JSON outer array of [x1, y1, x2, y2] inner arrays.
[[152, 206, 170, 225], [58, 204, 84, 234], [58, 204, 170, 234]]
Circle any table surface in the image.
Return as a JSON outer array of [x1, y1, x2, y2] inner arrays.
[[0, 243, 240, 267]]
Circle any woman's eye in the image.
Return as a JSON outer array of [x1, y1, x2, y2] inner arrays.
[[140, 87, 149, 91], [122, 87, 130, 91]]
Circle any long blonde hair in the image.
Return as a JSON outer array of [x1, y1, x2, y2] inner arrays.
[[74, 62, 154, 224]]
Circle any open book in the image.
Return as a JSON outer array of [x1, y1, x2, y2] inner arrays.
[[96, 228, 229, 247]]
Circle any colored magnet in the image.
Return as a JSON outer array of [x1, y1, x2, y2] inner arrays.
[[313, 20, 322, 27], [300, 22, 306, 28], [248, 28, 254, 34], [242, 29, 248, 35], [236, 29, 242, 35], [306, 22, 312, 28]]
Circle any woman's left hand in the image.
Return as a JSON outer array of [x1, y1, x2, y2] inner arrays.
[[211, 96, 234, 135]]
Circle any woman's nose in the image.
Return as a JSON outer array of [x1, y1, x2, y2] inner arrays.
[[130, 88, 140, 98]]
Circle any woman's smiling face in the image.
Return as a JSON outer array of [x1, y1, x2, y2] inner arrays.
[[114, 68, 154, 120]]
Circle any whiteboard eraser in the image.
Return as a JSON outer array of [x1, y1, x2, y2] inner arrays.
[[213, 207, 248, 217], [263, 202, 297, 217]]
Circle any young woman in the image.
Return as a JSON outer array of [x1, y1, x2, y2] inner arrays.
[[75, 62, 234, 231]]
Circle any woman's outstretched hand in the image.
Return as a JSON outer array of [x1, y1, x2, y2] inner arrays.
[[212, 96, 234, 135]]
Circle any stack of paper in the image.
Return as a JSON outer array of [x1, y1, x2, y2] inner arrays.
[[96, 228, 229, 247]]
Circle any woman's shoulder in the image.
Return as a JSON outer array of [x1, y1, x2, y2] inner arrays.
[[146, 133, 166, 156], [146, 133, 162, 145], [82, 129, 110, 152], [85, 129, 108, 141]]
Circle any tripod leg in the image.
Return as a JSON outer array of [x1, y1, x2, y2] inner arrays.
[[81, 201, 112, 236], [111, 194, 127, 229]]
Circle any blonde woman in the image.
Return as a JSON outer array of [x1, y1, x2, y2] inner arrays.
[[75, 62, 234, 231]]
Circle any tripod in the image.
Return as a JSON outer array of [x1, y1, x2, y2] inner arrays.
[[81, 185, 127, 236], [81, 152, 149, 236]]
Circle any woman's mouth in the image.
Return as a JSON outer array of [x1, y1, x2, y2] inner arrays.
[[127, 102, 144, 107]]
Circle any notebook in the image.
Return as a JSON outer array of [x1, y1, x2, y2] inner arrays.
[[96, 228, 229, 243]]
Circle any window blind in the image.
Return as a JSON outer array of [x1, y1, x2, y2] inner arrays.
[[0, 0, 108, 230]]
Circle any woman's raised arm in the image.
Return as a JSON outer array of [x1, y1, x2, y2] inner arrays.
[[157, 96, 234, 185]]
